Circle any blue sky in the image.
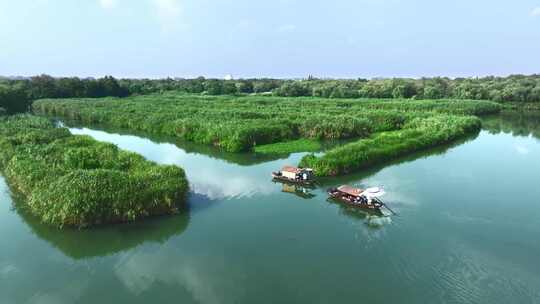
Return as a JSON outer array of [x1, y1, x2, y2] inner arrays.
[[1, 0, 539, 78]]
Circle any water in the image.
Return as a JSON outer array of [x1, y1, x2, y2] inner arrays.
[[1, 112, 540, 304]]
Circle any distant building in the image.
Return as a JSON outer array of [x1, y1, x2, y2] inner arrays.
[[224, 74, 233, 81]]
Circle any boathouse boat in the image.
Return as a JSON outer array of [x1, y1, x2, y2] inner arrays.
[[327, 185, 388, 213], [272, 166, 314, 185]]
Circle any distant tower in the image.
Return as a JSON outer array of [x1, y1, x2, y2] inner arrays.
[[224, 74, 234, 81]]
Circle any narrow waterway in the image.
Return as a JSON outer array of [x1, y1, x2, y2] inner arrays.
[[1, 112, 539, 304]]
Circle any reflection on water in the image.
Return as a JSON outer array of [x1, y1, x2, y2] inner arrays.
[[327, 197, 393, 228], [482, 111, 540, 139], [113, 246, 246, 304], [69, 127, 302, 200], [60, 120, 286, 166], [317, 131, 481, 189], [9, 191, 190, 260], [277, 181, 316, 199]]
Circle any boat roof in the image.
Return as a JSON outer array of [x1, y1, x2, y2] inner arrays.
[[337, 185, 364, 197], [281, 166, 301, 173], [281, 166, 313, 173]]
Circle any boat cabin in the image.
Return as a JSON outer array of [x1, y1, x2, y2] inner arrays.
[[330, 185, 367, 203], [272, 166, 314, 184], [329, 184, 381, 204], [327, 185, 390, 214], [279, 166, 313, 181]]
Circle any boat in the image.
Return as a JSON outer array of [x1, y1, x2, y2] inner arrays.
[[272, 166, 315, 186], [327, 185, 394, 214]]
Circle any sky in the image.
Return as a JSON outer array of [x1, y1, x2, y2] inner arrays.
[[0, 0, 539, 79]]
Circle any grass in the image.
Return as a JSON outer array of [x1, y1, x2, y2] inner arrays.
[[254, 138, 322, 154], [32, 92, 501, 176], [33, 93, 500, 153], [299, 115, 481, 176], [0, 115, 189, 228]]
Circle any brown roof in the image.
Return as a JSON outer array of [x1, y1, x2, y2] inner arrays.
[[282, 166, 302, 174], [337, 185, 364, 197]]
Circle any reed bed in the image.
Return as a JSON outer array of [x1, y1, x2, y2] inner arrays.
[[299, 115, 482, 176], [0, 115, 189, 228], [33, 93, 500, 153]]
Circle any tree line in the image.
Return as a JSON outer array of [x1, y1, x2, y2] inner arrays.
[[0, 75, 128, 114], [272, 75, 540, 102], [119, 74, 540, 103], [2, 74, 539, 114]]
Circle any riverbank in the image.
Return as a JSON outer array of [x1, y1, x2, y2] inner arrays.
[[0, 115, 189, 228]]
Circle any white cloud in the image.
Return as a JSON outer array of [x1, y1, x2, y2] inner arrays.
[[152, 0, 184, 32], [98, 0, 118, 10], [515, 145, 529, 155], [531, 6, 540, 17]]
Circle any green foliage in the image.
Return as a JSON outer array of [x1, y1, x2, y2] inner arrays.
[[0, 75, 129, 114], [297, 116, 372, 139], [2, 74, 540, 115], [271, 75, 540, 103], [299, 115, 482, 176], [273, 81, 311, 97], [0, 83, 31, 114], [33, 93, 499, 175], [0, 115, 189, 228], [254, 139, 322, 154], [33, 93, 500, 154], [237, 81, 254, 93]]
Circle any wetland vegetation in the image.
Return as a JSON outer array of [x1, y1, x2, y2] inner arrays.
[[2, 74, 539, 115], [34, 93, 500, 176], [299, 115, 481, 176], [0, 115, 189, 227]]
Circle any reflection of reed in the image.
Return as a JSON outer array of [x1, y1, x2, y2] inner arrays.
[[67, 124, 279, 200], [57, 119, 285, 166], [316, 131, 480, 188], [10, 192, 190, 260]]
